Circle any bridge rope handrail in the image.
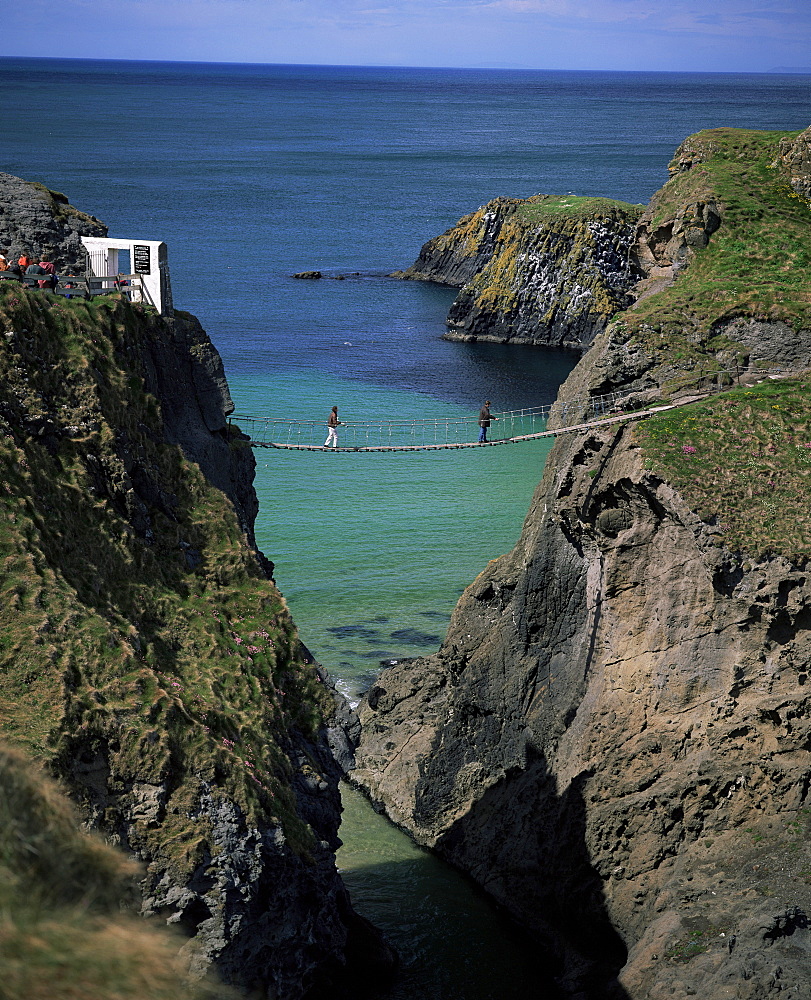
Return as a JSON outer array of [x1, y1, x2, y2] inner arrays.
[[246, 405, 679, 451], [230, 404, 554, 428]]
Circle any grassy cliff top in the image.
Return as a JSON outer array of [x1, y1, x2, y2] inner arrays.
[[634, 374, 811, 560], [516, 193, 644, 223], [0, 285, 333, 868], [625, 127, 811, 359], [617, 128, 811, 560]]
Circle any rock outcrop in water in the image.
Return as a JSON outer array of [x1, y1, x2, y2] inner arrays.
[[0, 179, 389, 999], [354, 127, 811, 998], [394, 194, 643, 350]]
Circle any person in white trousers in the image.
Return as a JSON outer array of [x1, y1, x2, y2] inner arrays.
[[324, 405, 343, 447]]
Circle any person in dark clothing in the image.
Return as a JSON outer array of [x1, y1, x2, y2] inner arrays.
[[478, 400, 497, 443], [25, 259, 47, 288]]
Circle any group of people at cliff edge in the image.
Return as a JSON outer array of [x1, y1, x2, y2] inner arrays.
[[0, 251, 58, 289], [322, 401, 498, 448]]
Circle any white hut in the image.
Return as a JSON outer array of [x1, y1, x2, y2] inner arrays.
[[80, 237, 173, 316]]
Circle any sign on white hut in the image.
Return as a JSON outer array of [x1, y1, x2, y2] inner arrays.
[[80, 237, 173, 316]]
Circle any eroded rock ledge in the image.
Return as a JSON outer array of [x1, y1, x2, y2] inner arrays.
[[0, 171, 107, 273]]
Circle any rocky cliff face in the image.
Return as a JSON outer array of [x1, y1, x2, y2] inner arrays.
[[0, 183, 386, 997], [0, 171, 107, 272], [353, 127, 811, 999], [395, 194, 643, 350], [779, 124, 811, 202], [133, 306, 266, 563]]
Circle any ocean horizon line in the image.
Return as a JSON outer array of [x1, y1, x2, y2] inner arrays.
[[1, 54, 809, 77]]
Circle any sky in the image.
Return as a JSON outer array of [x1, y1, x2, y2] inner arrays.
[[3, 0, 811, 72]]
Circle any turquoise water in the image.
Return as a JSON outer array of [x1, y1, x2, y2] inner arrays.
[[4, 58, 810, 997], [231, 355, 563, 998], [239, 370, 554, 701]]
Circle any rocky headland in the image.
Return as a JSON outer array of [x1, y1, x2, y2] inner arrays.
[[0, 172, 389, 1000], [354, 126, 811, 998], [394, 193, 644, 350]]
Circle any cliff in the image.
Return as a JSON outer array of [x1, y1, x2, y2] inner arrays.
[[0, 171, 107, 273], [0, 181, 386, 998], [353, 127, 811, 999], [395, 194, 643, 350]]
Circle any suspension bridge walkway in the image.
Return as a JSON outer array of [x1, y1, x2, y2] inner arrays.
[[232, 388, 676, 453], [230, 368, 787, 454]]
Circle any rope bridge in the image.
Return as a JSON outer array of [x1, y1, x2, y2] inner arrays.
[[230, 367, 786, 453], [230, 388, 670, 453]]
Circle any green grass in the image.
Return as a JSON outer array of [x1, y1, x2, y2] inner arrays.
[[612, 128, 811, 560], [626, 127, 811, 356], [516, 194, 645, 223], [663, 928, 718, 963], [634, 375, 811, 559]]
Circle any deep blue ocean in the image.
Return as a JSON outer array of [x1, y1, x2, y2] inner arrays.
[[2, 57, 808, 998]]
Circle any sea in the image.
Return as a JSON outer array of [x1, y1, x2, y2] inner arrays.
[[2, 58, 808, 998]]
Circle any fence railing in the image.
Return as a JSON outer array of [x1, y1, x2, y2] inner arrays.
[[53, 273, 154, 308]]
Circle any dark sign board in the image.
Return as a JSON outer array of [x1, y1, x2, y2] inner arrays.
[[133, 244, 151, 275]]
